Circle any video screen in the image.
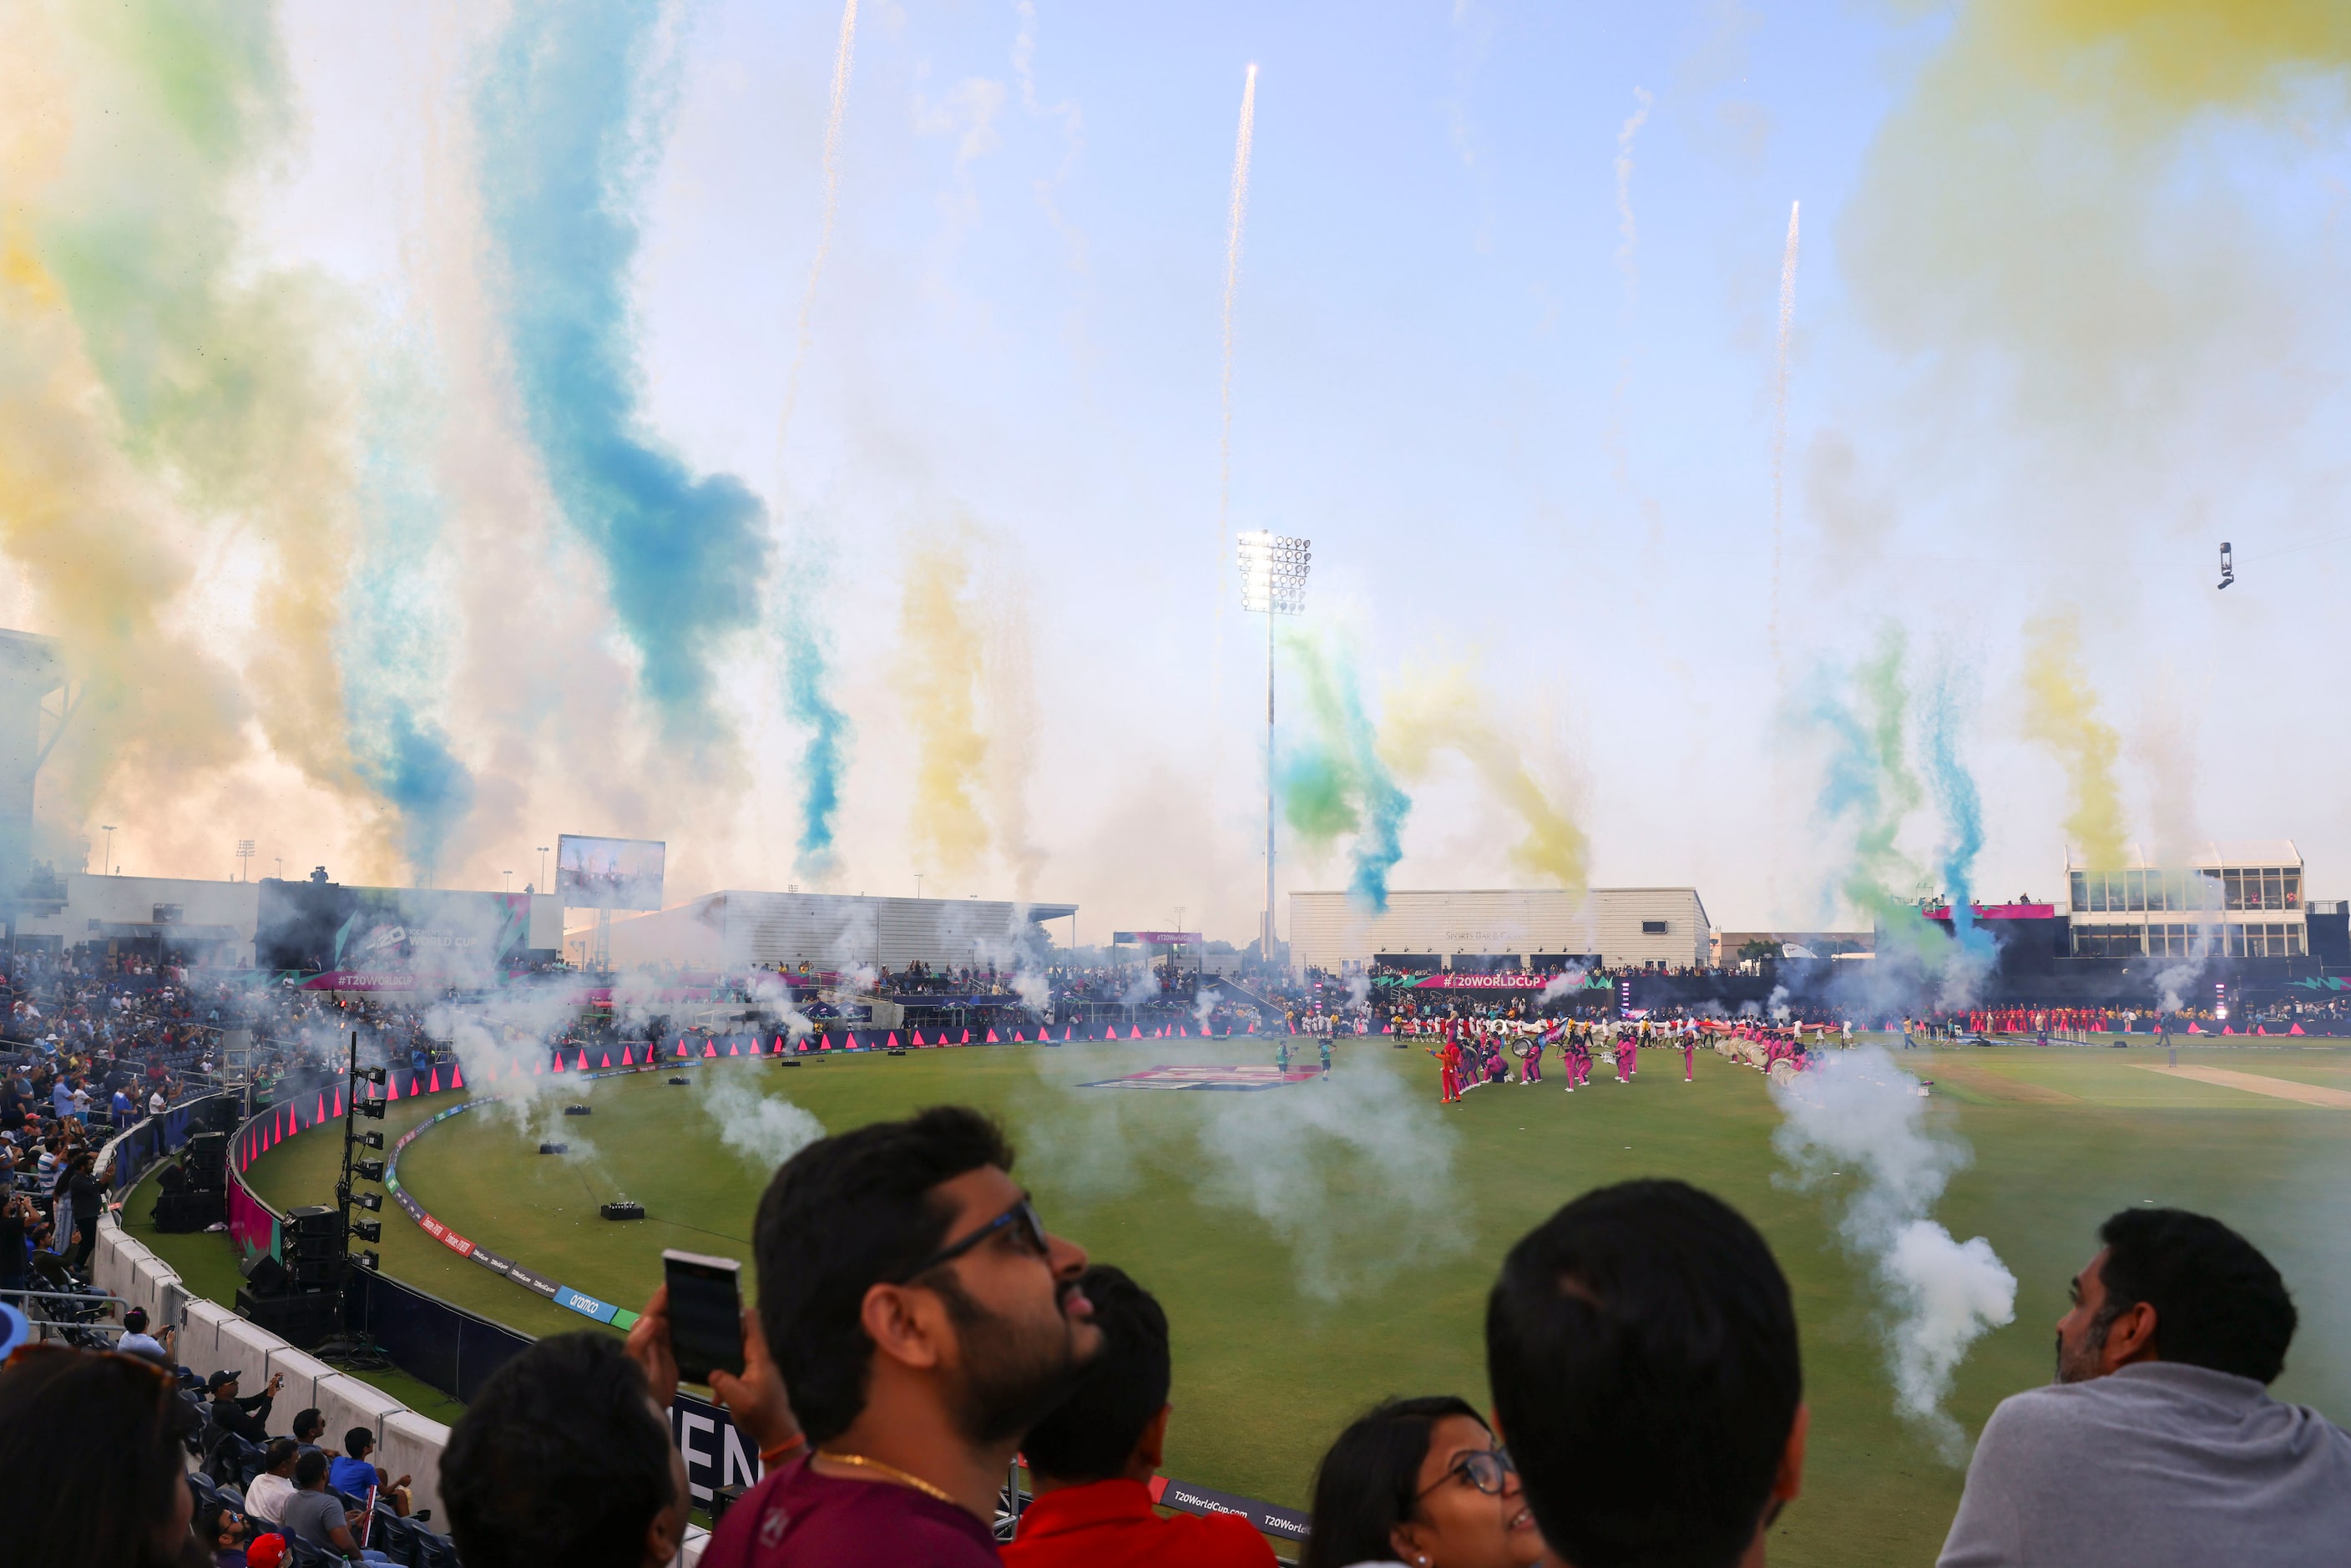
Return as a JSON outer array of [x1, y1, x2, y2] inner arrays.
[[556, 835, 666, 911]]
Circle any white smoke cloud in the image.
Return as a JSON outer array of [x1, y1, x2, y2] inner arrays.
[[1771, 1046, 2015, 1461], [1535, 967, 1587, 1005], [1119, 967, 1160, 1008], [701, 1070, 826, 1173], [1191, 986, 1217, 1031], [1017, 1047, 1467, 1302], [1344, 972, 1369, 1011]]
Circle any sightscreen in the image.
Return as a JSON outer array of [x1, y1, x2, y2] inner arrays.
[[556, 835, 666, 911]]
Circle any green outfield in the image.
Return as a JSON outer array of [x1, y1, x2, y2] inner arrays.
[[193, 1037, 2351, 1567]]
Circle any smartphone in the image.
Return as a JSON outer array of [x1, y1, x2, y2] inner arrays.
[[662, 1249, 745, 1384]]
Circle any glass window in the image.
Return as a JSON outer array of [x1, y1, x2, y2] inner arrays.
[[2224, 870, 2243, 911], [2285, 870, 2301, 908], [2198, 872, 2222, 910], [2091, 875, 2108, 913], [2070, 872, 2087, 911], [2290, 927, 2305, 956], [2263, 872, 2283, 911], [2121, 870, 2139, 911]]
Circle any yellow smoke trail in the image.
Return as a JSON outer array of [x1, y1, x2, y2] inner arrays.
[[981, 554, 1045, 899], [898, 528, 990, 880], [776, 0, 859, 454], [30, 0, 363, 805], [2022, 609, 2126, 872], [1381, 667, 1587, 891], [1768, 198, 1799, 674], [1844, 3, 2351, 438], [0, 3, 248, 827], [1216, 63, 1257, 590]]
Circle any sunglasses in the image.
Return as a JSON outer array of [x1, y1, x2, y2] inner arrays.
[[892, 1196, 1050, 1282], [1418, 1445, 1516, 1500]]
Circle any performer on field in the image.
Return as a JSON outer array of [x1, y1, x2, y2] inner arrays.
[[1683, 1020, 1696, 1083]]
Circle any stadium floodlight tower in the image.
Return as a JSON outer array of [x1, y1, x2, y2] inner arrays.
[[1236, 530, 1311, 968]]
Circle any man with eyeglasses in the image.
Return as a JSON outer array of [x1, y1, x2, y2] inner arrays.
[[704, 1105, 1101, 1567]]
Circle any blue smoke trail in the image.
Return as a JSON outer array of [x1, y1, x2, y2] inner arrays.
[[342, 346, 474, 877], [1924, 665, 1996, 967], [784, 614, 849, 873], [1802, 630, 1934, 956], [475, 0, 771, 747]]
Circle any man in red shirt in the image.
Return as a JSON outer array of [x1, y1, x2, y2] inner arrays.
[[703, 1105, 1102, 1568], [1004, 1266, 1275, 1568]]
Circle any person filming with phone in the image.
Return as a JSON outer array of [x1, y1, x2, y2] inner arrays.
[[704, 1105, 1101, 1568]]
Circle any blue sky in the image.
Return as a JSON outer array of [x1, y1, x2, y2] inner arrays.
[[72, 0, 2351, 936]]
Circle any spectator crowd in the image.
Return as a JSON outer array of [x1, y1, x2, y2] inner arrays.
[[2, 1094, 2343, 1568]]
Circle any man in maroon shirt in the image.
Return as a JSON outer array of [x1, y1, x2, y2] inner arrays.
[[1004, 1264, 1276, 1568], [704, 1105, 1102, 1568]]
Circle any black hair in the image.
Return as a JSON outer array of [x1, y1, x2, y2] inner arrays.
[[1299, 1396, 1487, 1568], [1487, 1180, 1800, 1568], [263, 1438, 299, 1474], [123, 1307, 149, 1333], [292, 1408, 324, 1442], [294, 1449, 329, 1489], [1019, 1265, 1168, 1484], [754, 1105, 1016, 1444], [0, 1345, 198, 1568], [198, 1500, 239, 1545], [442, 1334, 675, 1568], [2096, 1208, 2297, 1383], [344, 1427, 374, 1459]]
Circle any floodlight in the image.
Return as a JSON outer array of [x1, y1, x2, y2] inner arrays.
[[1236, 531, 1311, 615]]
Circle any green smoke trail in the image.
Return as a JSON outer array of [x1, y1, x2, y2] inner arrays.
[[1277, 632, 1411, 913]]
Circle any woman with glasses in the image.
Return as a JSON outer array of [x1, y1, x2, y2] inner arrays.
[[1301, 1396, 1544, 1568]]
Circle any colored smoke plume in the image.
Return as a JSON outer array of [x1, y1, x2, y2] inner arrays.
[[342, 344, 475, 879], [1923, 662, 1996, 997], [2021, 609, 2126, 870], [783, 604, 851, 878], [1535, 968, 1588, 1006], [898, 529, 991, 878], [1843, 2, 2351, 475], [1383, 667, 1585, 890], [1277, 631, 1411, 913], [475, 0, 771, 751], [0, 180, 245, 826], [1800, 631, 1935, 963], [1773, 1047, 2016, 1461], [18, 0, 366, 810]]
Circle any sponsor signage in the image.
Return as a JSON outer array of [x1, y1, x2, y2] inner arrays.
[[557, 1287, 620, 1324], [1154, 1477, 1312, 1541]]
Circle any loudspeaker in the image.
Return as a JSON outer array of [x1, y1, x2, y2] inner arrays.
[[242, 1255, 290, 1296], [289, 1256, 345, 1292], [601, 1201, 645, 1221], [184, 1133, 227, 1190], [236, 1287, 343, 1350], [199, 1097, 245, 1136], [285, 1206, 342, 1260], [152, 1188, 225, 1233]]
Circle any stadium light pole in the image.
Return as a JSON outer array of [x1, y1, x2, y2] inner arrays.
[[536, 845, 549, 890], [1236, 531, 1310, 969]]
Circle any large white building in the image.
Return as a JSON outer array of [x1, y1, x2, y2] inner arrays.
[[2065, 841, 2308, 959], [589, 890, 1079, 972], [1289, 888, 1711, 972]]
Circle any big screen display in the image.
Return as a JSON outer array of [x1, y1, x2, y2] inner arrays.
[[556, 835, 666, 911], [256, 881, 531, 982]]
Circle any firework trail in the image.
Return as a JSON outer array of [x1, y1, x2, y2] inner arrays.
[[776, 0, 860, 453], [1216, 64, 1258, 597], [1769, 199, 1801, 673], [1605, 88, 1654, 496], [1613, 89, 1653, 294]]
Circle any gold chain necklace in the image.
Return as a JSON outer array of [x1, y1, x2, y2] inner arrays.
[[814, 1450, 958, 1506]]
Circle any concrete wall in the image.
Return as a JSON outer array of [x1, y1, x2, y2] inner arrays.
[[1290, 888, 1711, 971]]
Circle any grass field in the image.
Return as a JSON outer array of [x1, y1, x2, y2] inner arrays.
[[198, 1036, 2351, 1567]]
